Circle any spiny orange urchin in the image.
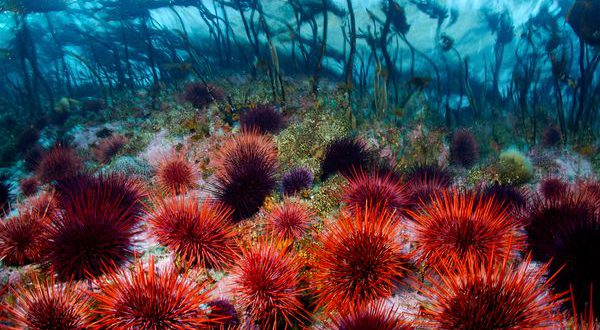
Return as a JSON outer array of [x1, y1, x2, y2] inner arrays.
[[310, 209, 409, 314], [231, 241, 307, 329], [342, 169, 409, 218], [212, 132, 278, 221], [416, 252, 564, 329], [265, 199, 314, 241], [90, 256, 214, 329], [323, 301, 414, 330], [5, 278, 92, 329], [0, 208, 49, 266], [155, 154, 199, 195], [409, 189, 523, 271], [147, 196, 237, 270]]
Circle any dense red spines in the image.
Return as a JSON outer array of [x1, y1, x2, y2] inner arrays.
[[21, 191, 57, 217], [265, 199, 313, 241], [90, 256, 214, 329], [324, 301, 414, 330], [416, 253, 564, 329], [35, 145, 83, 184], [342, 169, 409, 217], [5, 279, 92, 329], [155, 155, 198, 195], [310, 209, 408, 314], [147, 196, 237, 270], [0, 209, 49, 266], [409, 189, 523, 271], [93, 134, 128, 163], [212, 132, 278, 221], [45, 174, 146, 280], [232, 241, 307, 329]]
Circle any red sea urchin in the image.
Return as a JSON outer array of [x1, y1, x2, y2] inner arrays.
[[311, 209, 409, 314], [35, 145, 83, 184], [90, 256, 214, 330], [416, 252, 564, 329], [147, 196, 237, 270], [342, 169, 409, 217], [0, 209, 49, 266], [409, 189, 523, 271], [539, 177, 570, 201], [231, 241, 307, 329], [524, 192, 600, 315], [184, 82, 224, 109], [155, 154, 199, 195], [19, 176, 39, 197], [212, 132, 278, 221], [265, 199, 313, 241], [5, 279, 92, 329], [92, 134, 128, 164], [324, 301, 414, 330], [45, 173, 145, 280]]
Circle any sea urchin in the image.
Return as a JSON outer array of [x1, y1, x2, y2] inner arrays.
[[417, 253, 563, 329], [45, 173, 146, 280], [147, 196, 237, 270], [212, 132, 278, 221], [409, 189, 523, 271], [311, 209, 409, 313], [90, 256, 214, 329], [231, 241, 307, 329]]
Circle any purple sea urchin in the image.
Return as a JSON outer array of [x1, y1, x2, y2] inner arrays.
[[45, 173, 146, 280], [184, 82, 224, 109], [321, 136, 372, 181], [240, 104, 285, 134], [450, 129, 479, 168], [524, 192, 600, 315], [212, 132, 278, 221], [281, 167, 313, 196]]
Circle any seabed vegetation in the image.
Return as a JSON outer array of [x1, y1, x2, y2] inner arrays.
[[0, 0, 599, 329]]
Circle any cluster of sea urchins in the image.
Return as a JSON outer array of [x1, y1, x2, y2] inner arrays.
[[2, 109, 598, 329]]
